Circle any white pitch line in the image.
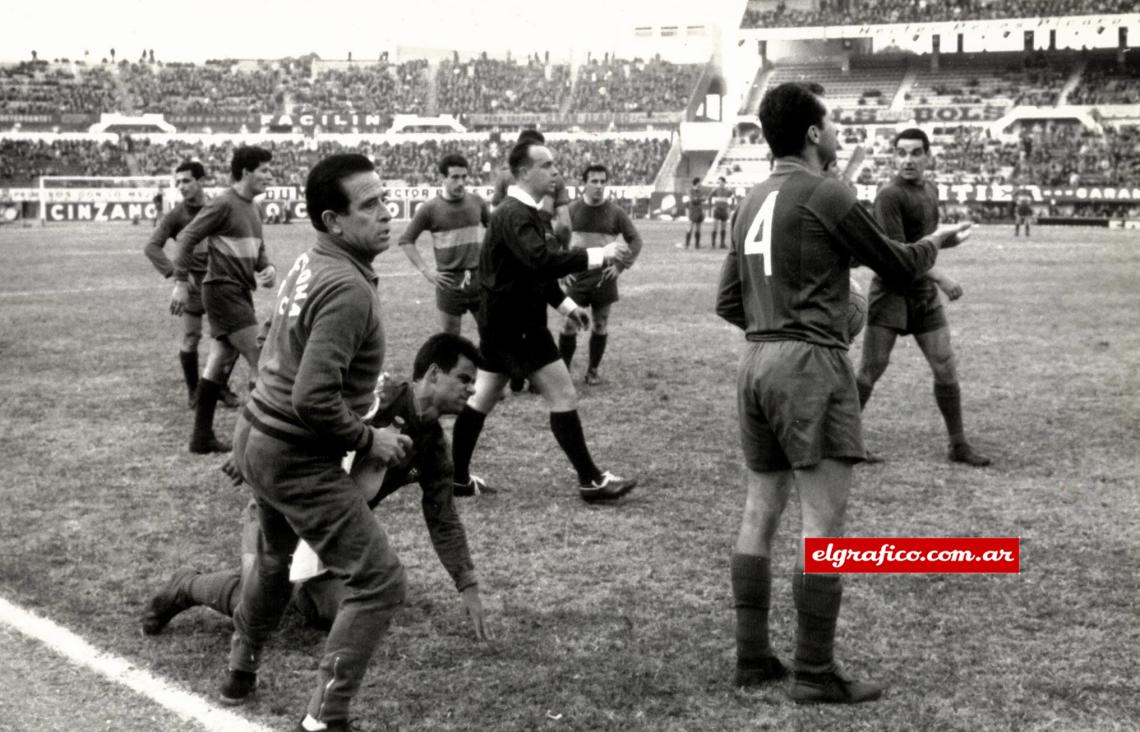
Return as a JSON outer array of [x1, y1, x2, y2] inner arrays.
[[0, 595, 273, 732]]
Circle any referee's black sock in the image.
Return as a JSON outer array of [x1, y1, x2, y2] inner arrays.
[[179, 350, 199, 400], [451, 405, 487, 484], [549, 409, 601, 485], [793, 572, 842, 674], [559, 333, 577, 368], [934, 381, 965, 445], [587, 332, 607, 372], [732, 553, 774, 663]]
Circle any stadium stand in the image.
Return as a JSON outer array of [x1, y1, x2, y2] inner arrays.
[[0, 61, 118, 115], [740, 0, 1140, 29], [1068, 54, 1140, 103], [573, 56, 704, 114], [436, 54, 571, 116]]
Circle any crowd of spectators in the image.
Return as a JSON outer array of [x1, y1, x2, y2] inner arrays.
[[0, 139, 128, 183], [294, 60, 431, 121], [0, 62, 118, 116], [573, 56, 702, 114], [741, 0, 1140, 29], [1068, 57, 1140, 104], [119, 59, 300, 116], [436, 53, 570, 116], [122, 136, 670, 188]]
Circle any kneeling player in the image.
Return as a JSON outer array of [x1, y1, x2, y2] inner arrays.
[[558, 164, 643, 385], [142, 333, 491, 641]]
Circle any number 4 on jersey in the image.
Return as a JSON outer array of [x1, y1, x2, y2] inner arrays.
[[742, 191, 778, 276]]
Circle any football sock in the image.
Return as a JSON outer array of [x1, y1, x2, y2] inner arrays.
[[179, 350, 199, 398], [856, 379, 874, 409], [720, 230, 727, 248], [684, 231, 691, 248], [549, 410, 602, 485], [587, 332, 607, 372], [187, 569, 242, 617], [559, 333, 577, 368], [732, 553, 773, 662], [451, 405, 487, 484], [694, 231, 701, 248], [793, 572, 842, 674], [191, 378, 224, 444], [934, 381, 966, 445], [220, 352, 237, 386]]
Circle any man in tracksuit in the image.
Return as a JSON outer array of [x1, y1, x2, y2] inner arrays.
[[218, 153, 413, 732]]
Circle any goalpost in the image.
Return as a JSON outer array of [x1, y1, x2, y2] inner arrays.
[[37, 175, 174, 225]]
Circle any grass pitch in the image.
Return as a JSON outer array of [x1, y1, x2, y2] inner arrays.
[[0, 220, 1136, 731]]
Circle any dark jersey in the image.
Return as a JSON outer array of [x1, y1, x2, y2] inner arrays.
[[687, 186, 706, 217], [872, 176, 940, 301], [716, 159, 939, 349], [1015, 195, 1033, 217], [144, 199, 205, 277], [711, 186, 733, 216], [173, 188, 268, 289]]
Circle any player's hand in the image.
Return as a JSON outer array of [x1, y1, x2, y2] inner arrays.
[[255, 264, 276, 289], [567, 307, 590, 330], [935, 275, 963, 301], [460, 585, 493, 641], [601, 240, 634, 269], [220, 456, 245, 487], [600, 264, 623, 284], [932, 222, 972, 249], [434, 270, 460, 290], [369, 425, 412, 465], [170, 281, 190, 316]]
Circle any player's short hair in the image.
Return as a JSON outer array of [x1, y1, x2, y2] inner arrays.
[[412, 332, 482, 380], [517, 129, 545, 145], [718, 176, 726, 183], [509, 141, 542, 178], [175, 161, 205, 180], [893, 127, 930, 154], [581, 164, 608, 182], [230, 146, 272, 182], [304, 153, 376, 233], [438, 153, 470, 176], [692, 177, 701, 186], [758, 82, 828, 158]]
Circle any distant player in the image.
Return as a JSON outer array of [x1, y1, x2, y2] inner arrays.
[[716, 82, 970, 703], [684, 177, 706, 249], [152, 188, 164, 227], [143, 161, 240, 411], [399, 153, 490, 335], [710, 176, 734, 249], [558, 164, 643, 385], [856, 128, 991, 466], [1014, 191, 1033, 237], [171, 146, 276, 454], [142, 333, 491, 643]]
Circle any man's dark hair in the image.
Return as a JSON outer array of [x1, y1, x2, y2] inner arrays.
[[581, 163, 608, 182], [230, 145, 272, 181], [718, 176, 726, 184], [692, 177, 701, 186], [517, 129, 545, 145], [304, 153, 376, 232], [893, 127, 931, 154], [175, 160, 205, 180], [412, 332, 482, 380], [509, 140, 541, 178], [758, 82, 828, 158], [438, 153, 470, 176]]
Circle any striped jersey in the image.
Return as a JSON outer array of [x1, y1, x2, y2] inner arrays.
[[567, 199, 643, 263], [711, 185, 734, 216], [398, 192, 489, 271], [716, 159, 939, 349], [173, 187, 268, 289], [143, 199, 205, 277]]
